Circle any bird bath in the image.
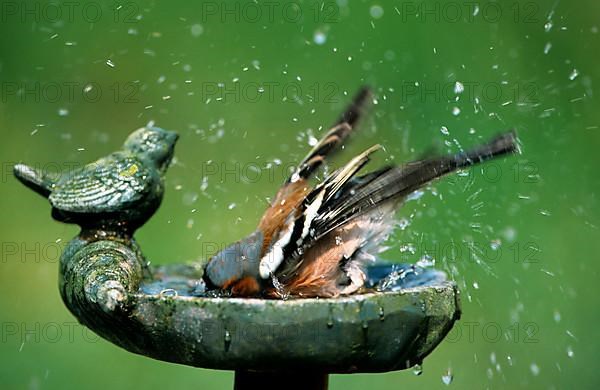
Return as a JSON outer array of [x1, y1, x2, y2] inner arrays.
[[58, 232, 460, 389], [13, 125, 462, 389]]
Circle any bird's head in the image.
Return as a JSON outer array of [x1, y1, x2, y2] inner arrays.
[[123, 126, 179, 172]]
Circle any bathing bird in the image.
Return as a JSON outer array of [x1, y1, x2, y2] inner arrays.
[[203, 88, 519, 298]]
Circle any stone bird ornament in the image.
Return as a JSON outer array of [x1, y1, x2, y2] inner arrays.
[[204, 87, 519, 298], [14, 126, 178, 233]]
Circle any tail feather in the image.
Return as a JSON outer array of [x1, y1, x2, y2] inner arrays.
[[13, 164, 54, 198], [312, 130, 520, 240], [333, 86, 373, 128], [289, 87, 372, 183]]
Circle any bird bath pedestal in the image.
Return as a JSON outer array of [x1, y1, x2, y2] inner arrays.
[[59, 234, 460, 390]]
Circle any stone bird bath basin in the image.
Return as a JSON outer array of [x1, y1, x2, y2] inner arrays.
[[59, 233, 460, 389]]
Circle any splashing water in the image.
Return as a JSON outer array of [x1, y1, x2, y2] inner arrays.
[[413, 364, 423, 376], [442, 370, 453, 385], [313, 30, 327, 45]]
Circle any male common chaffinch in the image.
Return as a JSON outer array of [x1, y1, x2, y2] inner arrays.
[[203, 87, 518, 298]]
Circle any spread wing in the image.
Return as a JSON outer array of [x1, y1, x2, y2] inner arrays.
[[266, 132, 519, 290], [49, 153, 158, 213]]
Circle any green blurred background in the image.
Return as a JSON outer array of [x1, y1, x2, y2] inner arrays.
[[0, 0, 598, 388]]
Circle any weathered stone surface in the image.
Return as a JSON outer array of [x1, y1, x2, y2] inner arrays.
[[60, 236, 460, 373]]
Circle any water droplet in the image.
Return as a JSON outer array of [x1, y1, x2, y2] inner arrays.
[[569, 69, 579, 81], [441, 370, 453, 385], [228, 203, 236, 210], [530, 363, 540, 376], [440, 126, 450, 135], [200, 176, 209, 192], [553, 310, 561, 322], [544, 21, 553, 32], [412, 364, 423, 376], [490, 239, 502, 250], [335, 236, 342, 245], [191, 24, 204, 37], [224, 330, 232, 352], [106, 59, 115, 68], [397, 218, 410, 230], [454, 81, 464, 94], [327, 305, 334, 328], [313, 30, 327, 45], [400, 243, 416, 254], [416, 255, 435, 268], [271, 274, 289, 299], [543, 42, 552, 54], [378, 306, 385, 321], [369, 5, 384, 19], [567, 346, 574, 358], [406, 190, 424, 202], [58, 108, 69, 117], [451, 107, 461, 116]]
